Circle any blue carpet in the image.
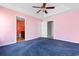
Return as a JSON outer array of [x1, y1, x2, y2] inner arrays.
[[0, 37, 79, 56]]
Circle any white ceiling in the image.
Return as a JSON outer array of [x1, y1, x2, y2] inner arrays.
[[0, 3, 79, 20]]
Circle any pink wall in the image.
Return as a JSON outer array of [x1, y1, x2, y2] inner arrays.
[[45, 11, 79, 43], [0, 6, 41, 46]]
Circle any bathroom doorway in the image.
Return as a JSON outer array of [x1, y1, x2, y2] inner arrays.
[[16, 16, 25, 42]]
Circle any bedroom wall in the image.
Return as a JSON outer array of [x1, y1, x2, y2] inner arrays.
[[43, 11, 79, 43], [0, 6, 41, 46]]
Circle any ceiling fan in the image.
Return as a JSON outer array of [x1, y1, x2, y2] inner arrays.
[[32, 3, 55, 14]]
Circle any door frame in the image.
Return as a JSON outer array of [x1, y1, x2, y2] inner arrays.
[[15, 16, 26, 42]]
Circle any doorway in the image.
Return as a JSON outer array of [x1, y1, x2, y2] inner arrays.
[[16, 16, 25, 42], [47, 21, 53, 38]]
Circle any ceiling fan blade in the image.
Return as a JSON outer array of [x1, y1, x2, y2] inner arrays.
[[36, 10, 41, 13], [46, 7, 55, 9], [32, 6, 41, 8], [42, 3, 46, 7], [45, 10, 48, 14]]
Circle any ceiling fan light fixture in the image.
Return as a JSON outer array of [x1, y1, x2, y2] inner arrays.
[[32, 3, 55, 14]]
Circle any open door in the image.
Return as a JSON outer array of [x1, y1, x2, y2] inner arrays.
[[16, 16, 25, 42]]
